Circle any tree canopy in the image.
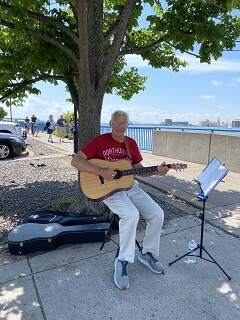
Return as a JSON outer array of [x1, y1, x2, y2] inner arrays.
[[0, 0, 240, 146]]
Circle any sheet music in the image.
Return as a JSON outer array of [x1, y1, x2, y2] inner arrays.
[[197, 157, 228, 197]]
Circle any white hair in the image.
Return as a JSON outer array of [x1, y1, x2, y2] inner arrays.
[[111, 110, 129, 121]]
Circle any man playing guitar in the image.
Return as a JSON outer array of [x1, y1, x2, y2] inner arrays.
[[71, 110, 170, 290]]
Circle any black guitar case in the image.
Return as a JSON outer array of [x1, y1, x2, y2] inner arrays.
[[8, 210, 110, 255]]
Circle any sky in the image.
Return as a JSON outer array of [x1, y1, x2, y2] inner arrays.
[[2, 6, 240, 125]]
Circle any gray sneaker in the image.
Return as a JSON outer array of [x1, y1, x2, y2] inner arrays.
[[114, 258, 129, 290], [138, 252, 165, 274]]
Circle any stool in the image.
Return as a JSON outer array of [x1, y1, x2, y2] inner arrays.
[[100, 212, 142, 257]]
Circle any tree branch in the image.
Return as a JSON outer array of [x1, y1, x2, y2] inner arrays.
[[65, 76, 79, 108], [0, 19, 79, 66], [0, 1, 79, 45], [87, 0, 104, 90], [0, 74, 67, 102], [98, 0, 137, 93], [120, 37, 165, 55], [29, 11, 79, 45], [27, 28, 79, 65], [204, 0, 228, 11], [164, 41, 200, 58], [77, 0, 91, 93], [104, 19, 120, 45], [224, 49, 240, 51]]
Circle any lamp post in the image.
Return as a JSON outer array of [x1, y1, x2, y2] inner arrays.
[[73, 103, 78, 154], [9, 99, 12, 122]]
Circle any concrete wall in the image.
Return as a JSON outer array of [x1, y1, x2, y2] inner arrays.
[[152, 131, 240, 173], [209, 134, 240, 173]]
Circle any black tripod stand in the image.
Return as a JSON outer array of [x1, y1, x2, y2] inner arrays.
[[169, 193, 231, 281], [100, 213, 142, 258]]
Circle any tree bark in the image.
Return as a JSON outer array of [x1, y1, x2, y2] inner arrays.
[[68, 172, 110, 216], [68, 89, 109, 215], [77, 89, 104, 148]]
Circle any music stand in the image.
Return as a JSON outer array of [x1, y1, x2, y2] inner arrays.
[[169, 157, 231, 280]]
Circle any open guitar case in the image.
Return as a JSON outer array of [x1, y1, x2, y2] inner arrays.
[[7, 210, 110, 255]]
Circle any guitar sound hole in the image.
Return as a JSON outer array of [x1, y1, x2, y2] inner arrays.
[[99, 176, 104, 184]]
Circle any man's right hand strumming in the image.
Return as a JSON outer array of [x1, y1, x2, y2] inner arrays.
[[98, 168, 116, 180]]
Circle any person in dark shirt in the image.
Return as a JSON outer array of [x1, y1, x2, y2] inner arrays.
[[30, 114, 37, 135], [24, 117, 30, 132], [45, 115, 55, 143], [56, 115, 66, 142]]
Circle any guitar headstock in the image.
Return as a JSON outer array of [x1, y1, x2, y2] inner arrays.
[[166, 163, 187, 171]]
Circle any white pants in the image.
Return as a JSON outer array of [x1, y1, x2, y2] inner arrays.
[[103, 181, 164, 263]]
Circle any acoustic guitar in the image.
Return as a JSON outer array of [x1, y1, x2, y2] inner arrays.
[[80, 159, 187, 201]]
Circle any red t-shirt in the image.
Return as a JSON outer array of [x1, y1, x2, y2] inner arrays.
[[81, 133, 143, 165]]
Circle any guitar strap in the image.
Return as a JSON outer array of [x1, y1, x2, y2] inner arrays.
[[124, 136, 132, 164]]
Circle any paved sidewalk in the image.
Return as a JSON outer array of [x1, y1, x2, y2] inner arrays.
[[0, 133, 239, 320], [1, 216, 239, 320]]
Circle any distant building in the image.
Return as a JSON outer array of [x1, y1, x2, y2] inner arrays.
[[232, 120, 240, 128], [200, 119, 210, 127], [164, 119, 173, 126], [164, 119, 190, 126], [200, 119, 221, 127], [172, 121, 189, 126], [221, 122, 229, 128]]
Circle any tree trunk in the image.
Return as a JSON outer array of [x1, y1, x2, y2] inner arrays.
[[69, 1, 108, 215], [77, 93, 103, 148], [69, 172, 110, 216], [69, 90, 109, 215]]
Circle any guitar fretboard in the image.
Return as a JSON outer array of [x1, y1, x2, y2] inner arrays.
[[121, 166, 159, 177]]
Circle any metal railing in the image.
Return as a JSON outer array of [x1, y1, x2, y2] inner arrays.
[[101, 125, 240, 151], [154, 126, 240, 134], [17, 120, 240, 152], [100, 125, 156, 151]]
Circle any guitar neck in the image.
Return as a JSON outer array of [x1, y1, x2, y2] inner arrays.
[[121, 165, 159, 177]]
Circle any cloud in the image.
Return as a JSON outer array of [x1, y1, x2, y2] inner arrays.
[[102, 105, 231, 125], [227, 77, 240, 87], [212, 80, 222, 86], [101, 105, 133, 123], [125, 54, 149, 68], [125, 53, 240, 74], [3, 96, 73, 121], [6, 97, 235, 125], [200, 95, 215, 100], [179, 54, 240, 73], [228, 82, 237, 87]]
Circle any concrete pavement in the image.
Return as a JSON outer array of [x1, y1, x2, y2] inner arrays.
[[0, 132, 239, 320], [1, 217, 239, 320]]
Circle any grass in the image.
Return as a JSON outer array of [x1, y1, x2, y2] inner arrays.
[[54, 128, 73, 139], [48, 196, 75, 211]]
